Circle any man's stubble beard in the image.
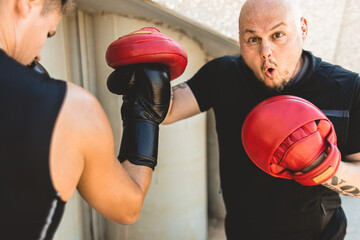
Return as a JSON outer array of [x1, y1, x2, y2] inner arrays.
[[261, 78, 288, 92]]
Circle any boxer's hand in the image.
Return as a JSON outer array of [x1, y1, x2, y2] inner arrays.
[[105, 27, 187, 170], [121, 64, 171, 125], [118, 64, 171, 169], [106, 65, 135, 95], [242, 95, 341, 186]]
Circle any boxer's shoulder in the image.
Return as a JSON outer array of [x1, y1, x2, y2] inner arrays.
[[60, 82, 112, 141], [49, 82, 114, 201]]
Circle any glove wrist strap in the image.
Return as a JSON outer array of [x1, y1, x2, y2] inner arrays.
[[293, 144, 341, 186], [118, 120, 159, 170]]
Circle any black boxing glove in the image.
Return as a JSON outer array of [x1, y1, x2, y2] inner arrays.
[[106, 27, 187, 170], [28, 61, 50, 78], [107, 65, 135, 95], [113, 63, 171, 170]]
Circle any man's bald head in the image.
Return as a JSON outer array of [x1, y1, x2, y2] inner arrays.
[[239, 0, 303, 30]]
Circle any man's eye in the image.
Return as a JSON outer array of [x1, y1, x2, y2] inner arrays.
[[248, 37, 260, 43], [273, 32, 284, 39]]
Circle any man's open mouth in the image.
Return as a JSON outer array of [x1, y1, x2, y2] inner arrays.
[[265, 67, 276, 77]]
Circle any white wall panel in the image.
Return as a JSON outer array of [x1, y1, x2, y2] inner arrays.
[[301, 0, 347, 63], [90, 12, 209, 240]]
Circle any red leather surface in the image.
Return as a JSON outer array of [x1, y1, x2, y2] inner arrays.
[[106, 27, 188, 80], [241, 95, 340, 185]]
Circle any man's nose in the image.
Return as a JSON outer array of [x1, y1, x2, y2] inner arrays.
[[260, 41, 272, 60]]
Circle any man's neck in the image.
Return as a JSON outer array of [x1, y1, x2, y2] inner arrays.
[[0, 30, 10, 56], [292, 55, 305, 79], [286, 53, 310, 88]]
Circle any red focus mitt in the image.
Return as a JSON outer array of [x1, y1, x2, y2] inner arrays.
[[241, 95, 341, 186], [105, 27, 188, 80]]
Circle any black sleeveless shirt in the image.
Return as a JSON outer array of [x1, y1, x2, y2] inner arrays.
[[0, 49, 67, 239], [187, 50, 360, 239]]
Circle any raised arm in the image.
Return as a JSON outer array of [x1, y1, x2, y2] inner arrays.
[[51, 27, 189, 224], [51, 82, 152, 224], [162, 82, 201, 125]]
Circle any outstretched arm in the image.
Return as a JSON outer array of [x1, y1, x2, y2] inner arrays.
[[52, 82, 153, 224], [162, 82, 201, 125]]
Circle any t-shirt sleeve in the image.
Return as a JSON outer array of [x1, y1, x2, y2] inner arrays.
[[186, 58, 221, 112], [345, 75, 360, 155]]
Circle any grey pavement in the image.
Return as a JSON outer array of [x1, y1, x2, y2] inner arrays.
[[341, 196, 360, 240]]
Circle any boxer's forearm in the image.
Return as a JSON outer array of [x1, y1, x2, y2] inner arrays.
[[322, 160, 360, 198], [121, 160, 153, 195]]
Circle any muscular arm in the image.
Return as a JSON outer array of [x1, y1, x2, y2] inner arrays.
[[53, 82, 152, 224], [162, 82, 201, 125], [322, 153, 360, 198]]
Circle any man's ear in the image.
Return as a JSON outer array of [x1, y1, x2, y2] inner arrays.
[[16, 0, 42, 18], [300, 17, 308, 41]]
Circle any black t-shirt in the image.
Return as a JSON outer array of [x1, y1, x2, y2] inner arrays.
[[187, 50, 360, 239], [0, 49, 67, 240]]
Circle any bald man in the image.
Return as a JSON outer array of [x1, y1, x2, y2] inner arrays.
[[163, 0, 360, 239]]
